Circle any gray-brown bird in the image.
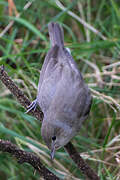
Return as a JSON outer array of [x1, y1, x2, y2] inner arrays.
[[27, 22, 92, 159]]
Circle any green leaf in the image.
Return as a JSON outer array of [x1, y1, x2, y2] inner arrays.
[[8, 16, 47, 41]]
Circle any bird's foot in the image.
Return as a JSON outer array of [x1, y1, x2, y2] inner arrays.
[[26, 99, 37, 113], [66, 47, 71, 54]]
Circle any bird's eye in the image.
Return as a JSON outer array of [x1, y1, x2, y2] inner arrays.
[[52, 136, 56, 141]]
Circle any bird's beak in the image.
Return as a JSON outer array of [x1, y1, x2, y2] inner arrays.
[[50, 140, 56, 160]]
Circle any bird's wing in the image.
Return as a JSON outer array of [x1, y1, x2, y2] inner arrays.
[[37, 45, 59, 92], [58, 46, 92, 120], [37, 47, 64, 113], [63, 47, 81, 75], [37, 22, 64, 113], [49, 60, 92, 129]]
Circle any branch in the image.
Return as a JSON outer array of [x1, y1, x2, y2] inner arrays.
[[0, 139, 60, 180], [0, 65, 43, 121], [0, 66, 100, 180], [64, 143, 100, 180]]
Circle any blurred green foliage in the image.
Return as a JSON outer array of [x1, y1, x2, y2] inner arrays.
[[0, 0, 120, 179]]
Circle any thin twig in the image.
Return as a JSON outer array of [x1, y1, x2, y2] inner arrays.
[[55, 0, 107, 40], [102, 61, 120, 70], [90, 88, 120, 111], [0, 66, 100, 180], [80, 58, 103, 87]]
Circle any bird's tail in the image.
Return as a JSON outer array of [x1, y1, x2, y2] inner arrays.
[[48, 22, 64, 48]]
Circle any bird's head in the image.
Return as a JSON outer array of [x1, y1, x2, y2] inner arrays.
[[41, 113, 73, 159]]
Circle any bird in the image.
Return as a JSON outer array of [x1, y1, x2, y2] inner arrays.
[[27, 22, 92, 159]]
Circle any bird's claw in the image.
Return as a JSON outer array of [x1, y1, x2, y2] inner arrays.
[[26, 99, 37, 113]]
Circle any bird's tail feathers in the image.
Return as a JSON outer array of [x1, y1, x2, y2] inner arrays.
[[48, 22, 64, 48]]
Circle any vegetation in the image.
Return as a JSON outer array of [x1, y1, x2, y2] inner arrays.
[[0, 0, 120, 179]]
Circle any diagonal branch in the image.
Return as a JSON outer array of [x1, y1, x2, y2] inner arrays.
[[0, 139, 60, 180], [0, 65, 43, 121], [64, 143, 100, 180], [0, 66, 100, 180]]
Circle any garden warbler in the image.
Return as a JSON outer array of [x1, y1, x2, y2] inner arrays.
[[27, 22, 92, 159]]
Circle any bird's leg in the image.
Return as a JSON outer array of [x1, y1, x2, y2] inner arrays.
[[26, 99, 37, 113]]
